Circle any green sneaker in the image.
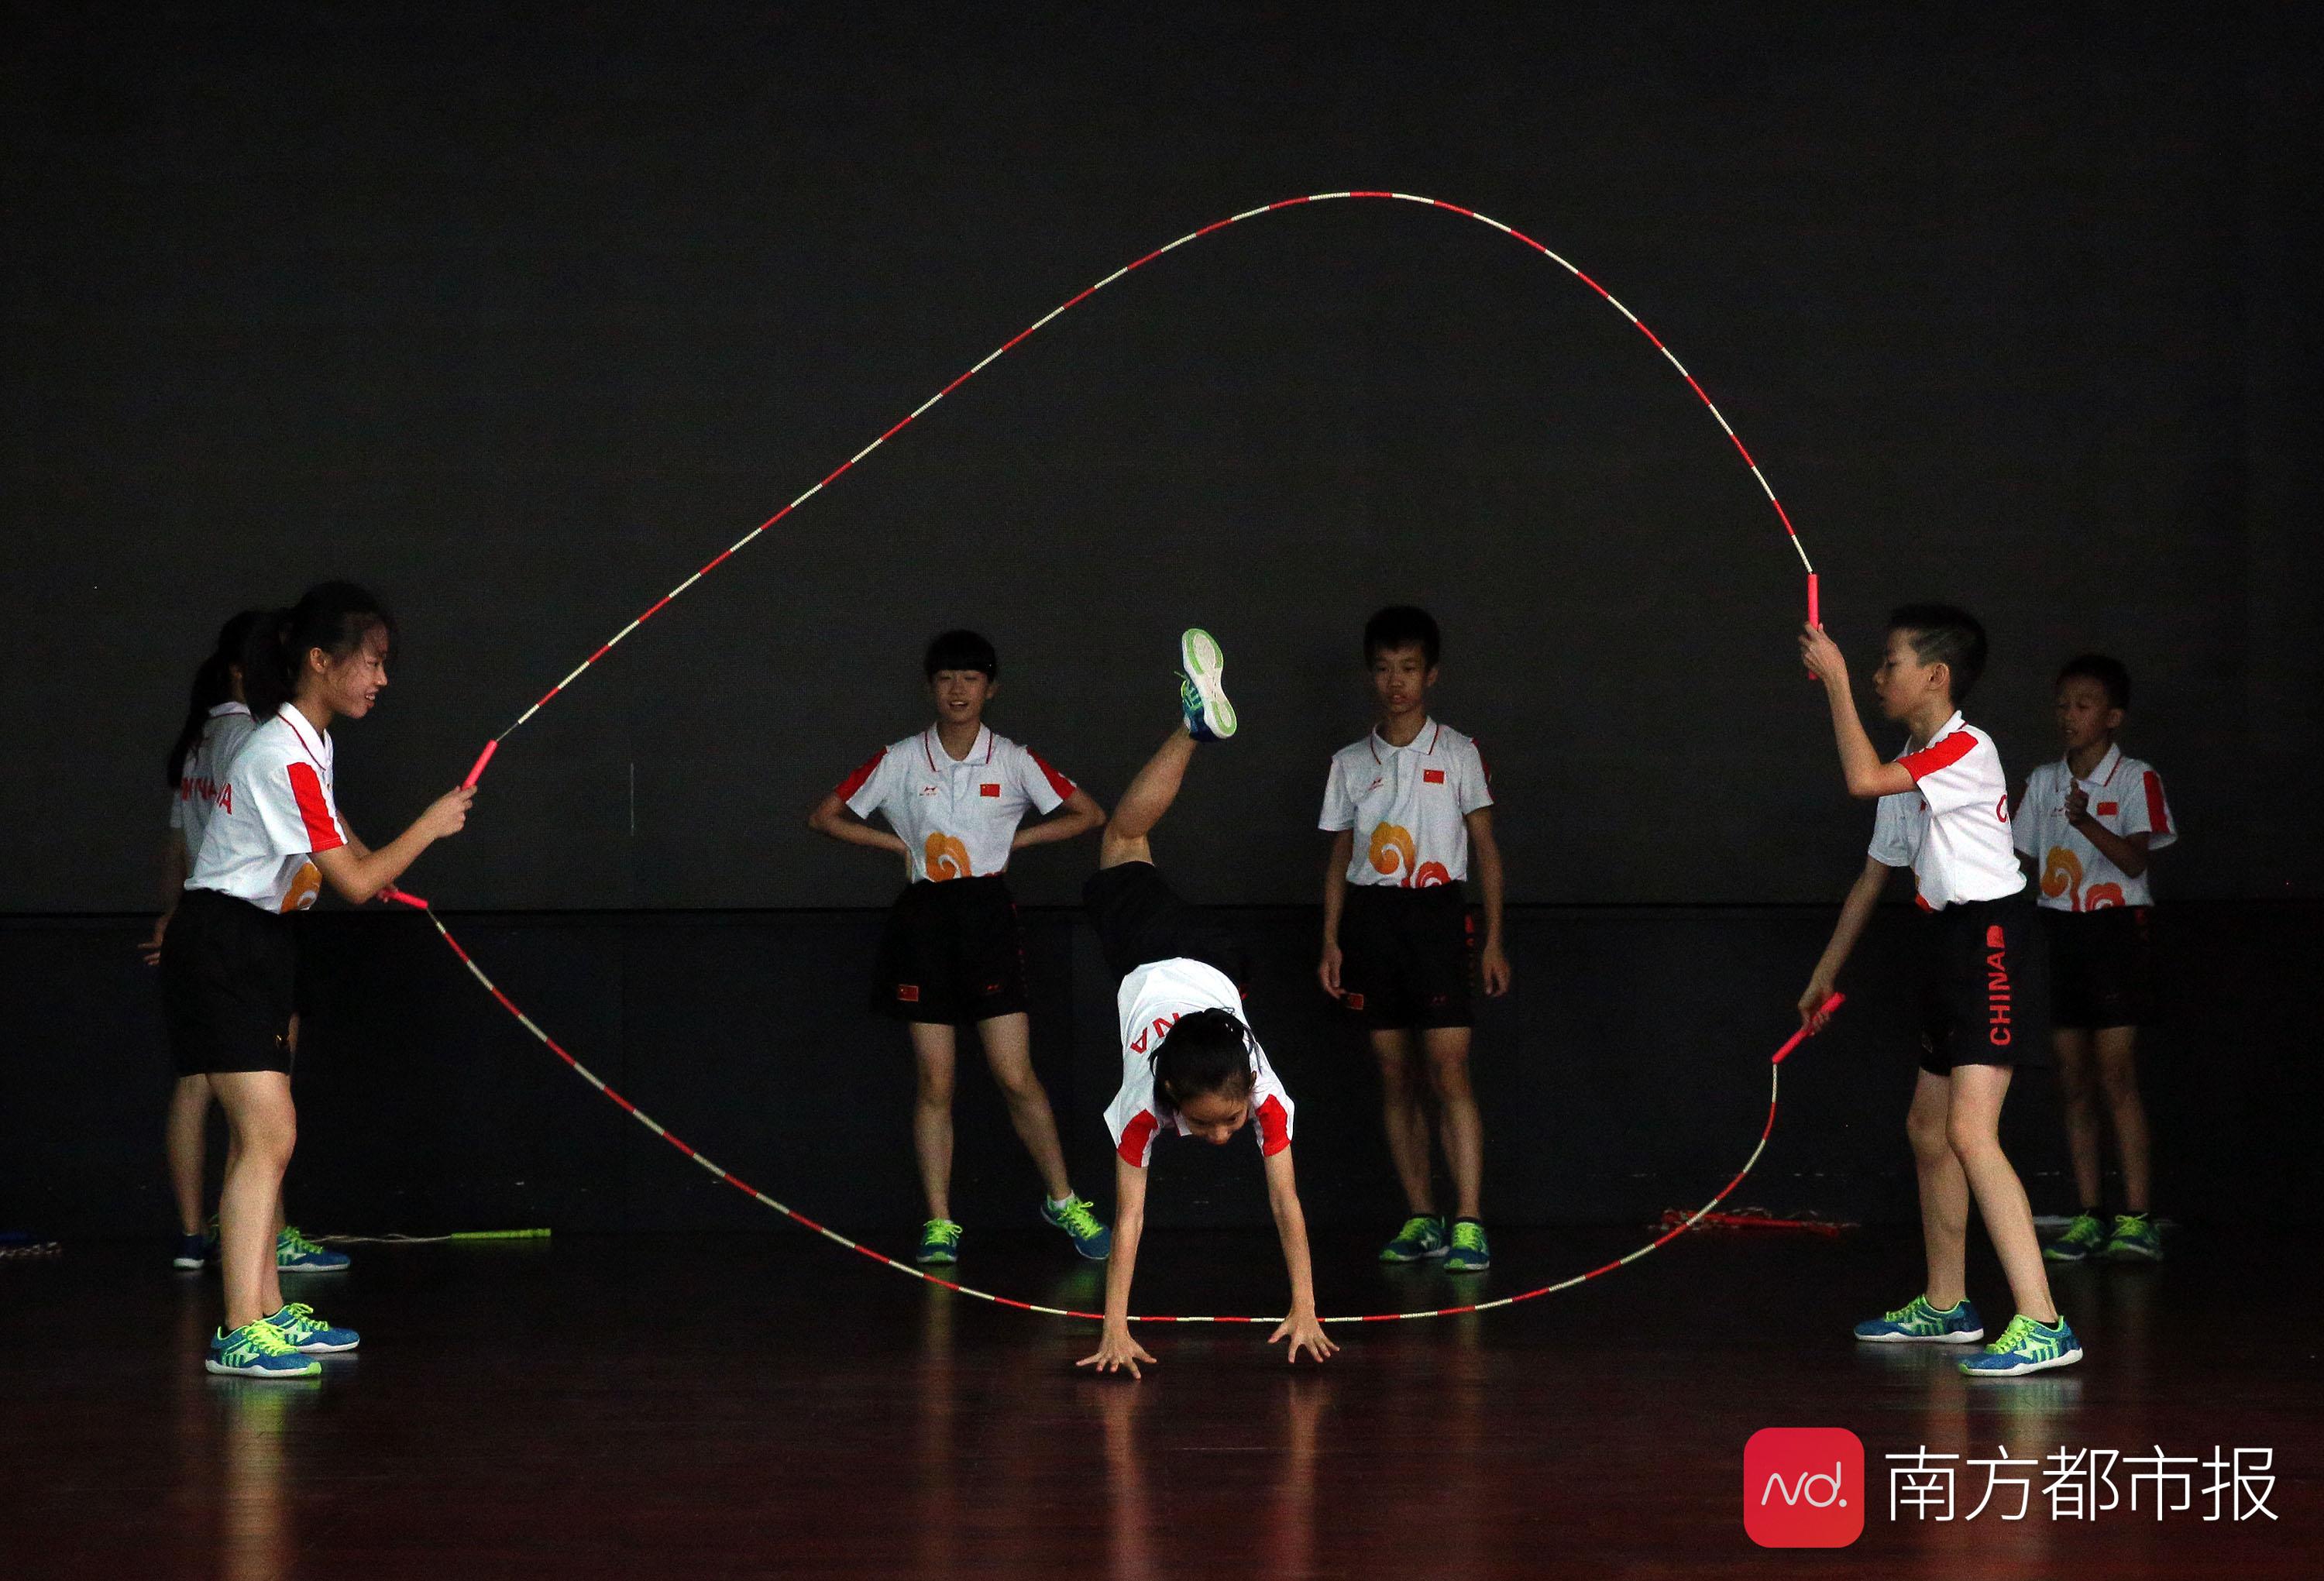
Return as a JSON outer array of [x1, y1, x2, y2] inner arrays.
[[265, 1301, 359, 1354], [2100, 1212, 2163, 1262], [916, 1218, 963, 1266], [1378, 1215, 1447, 1263], [1040, 1195, 1112, 1260], [1960, 1312, 2083, 1377], [1853, 1294, 1985, 1343], [2042, 1212, 2107, 1264], [275, 1225, 350, 1273], [205, 1319, 321, 1380], [1445, 1218, 1491, 1273]]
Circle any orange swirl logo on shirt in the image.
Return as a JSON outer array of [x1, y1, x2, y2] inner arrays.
[[924, 831, 974, 882], [1368, 823, 1452, 889], [2083, 882, 2126, 910], [280, 861, 322, 914], [2041, 846, 2082, 913]]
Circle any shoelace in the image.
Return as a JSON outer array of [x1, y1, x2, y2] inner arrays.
[[1056, 1199, 1104, 1239], [923, 1220, 962, 1246], [1450, 1222, 1487, 1251], [1396, 1216, 1440, 1242], [1987, 1315, 2043, 1353], [280, 1227, 326, 1257], [1884, 1297, 1937, 1325], [230, 1321, 302, 1358], [2112, 1215, 2149, 1235]]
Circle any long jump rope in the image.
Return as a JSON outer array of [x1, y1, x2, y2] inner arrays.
[[381, 191, 1847, 1325]]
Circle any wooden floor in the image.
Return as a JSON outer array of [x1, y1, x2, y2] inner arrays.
[[3, 1225, 2313, 1578]]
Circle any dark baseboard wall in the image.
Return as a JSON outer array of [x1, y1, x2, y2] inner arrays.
[[3, 902, 2314, 1239]]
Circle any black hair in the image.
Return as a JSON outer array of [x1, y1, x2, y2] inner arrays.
[[1152, 1007, 1257, 1107], [2056, 652, 2131, 712], [923, 628, 999, 681], [1363, 605, 1441, 668], [164, 610, 270, 789], [242, 582, 397, 723], [1886, 603, 1988, 705]]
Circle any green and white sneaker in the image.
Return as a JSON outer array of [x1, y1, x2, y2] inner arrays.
[[916, 1218, 963, 1267], [1853, 1294, 1985, 1343], [2042, 1212, 2107, 1264], [1960, 1312, 2083, 1377], [1378, 1215, 1448, 1263], [1040, 1195, 1112, 1260], [1444, 1218, 1491, 1273], [2101, 1212, 2163, 1262], [1177, 627, 1236, 741], [266, 1301, 359, 1354], [206, 1320, 321, 1380], [276, 1225, 350, 1273]]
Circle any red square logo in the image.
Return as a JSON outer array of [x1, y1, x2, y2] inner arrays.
[[1423, 768, 1446, 784], [1744, 1428, 1864, 1548], [980, 782, 1001, 797], [1985, 924, 2006, 950], [1344, 992, 1365, 1011], [896, 985, 921, 1002], [2096, 801, 2118, 816]]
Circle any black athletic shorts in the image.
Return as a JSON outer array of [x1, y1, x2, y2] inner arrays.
[[160, 888, 297, 1077], [1082, 861, 1246, 988], [1338, 884, 1473, 1029], [871, 875, 1028, 1024], [1916, 892, 2051, 1076], [2044, 906, 2158, 1029]]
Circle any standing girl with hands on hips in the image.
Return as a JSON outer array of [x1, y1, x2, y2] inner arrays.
[[161, 582, 475, 1378]]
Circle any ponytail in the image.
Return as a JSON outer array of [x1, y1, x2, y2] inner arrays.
[[164, 610, 268, 789], [242, 582, 397, 723]]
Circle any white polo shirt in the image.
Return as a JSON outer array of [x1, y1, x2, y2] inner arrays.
[[1318, 718, 1494, 887], [170, 702, 256, 857], [1104, 957, 1294, 1168], [2013, 745, 2177, 911], [187, 708, 343, 913], [1865, 711, 2026, 910], [837, 725, 1076, 884]]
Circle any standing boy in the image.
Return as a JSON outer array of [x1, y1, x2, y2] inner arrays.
[[809, 629, 1111, 1266], [2013, 654, 2175, 1263], [1796, 606, 2081, 1377], [1315, 607, 1509, 1273]]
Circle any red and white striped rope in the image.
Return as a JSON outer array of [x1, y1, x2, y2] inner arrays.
[[489, 191, 1813, 744], [397, 193, 1834, 1324], [398, 882, 1838, 1325]]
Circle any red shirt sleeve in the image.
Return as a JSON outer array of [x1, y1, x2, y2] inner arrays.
[[1896, 732, 1978, 783], [834, 748, 885, 803], [1116, 1109, 1160, 1167], [285, 762, 345, 853], [1255, 1094, 1291, 1157]]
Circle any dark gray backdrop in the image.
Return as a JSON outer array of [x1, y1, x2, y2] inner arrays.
[[7, 5, 2319, 913]]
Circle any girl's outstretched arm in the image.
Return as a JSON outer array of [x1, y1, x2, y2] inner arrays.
[[1263, 1145, 1337, 1364], [1078, 1153, 1156, 1378]]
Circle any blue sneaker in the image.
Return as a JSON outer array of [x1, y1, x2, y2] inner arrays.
[[1853, 1294, 1985, 1344], [1445, 1218, 1492, 1273], [916, 1218, 963, 1267], [172, 1232, 209, 1272], [206, 1320, 321, 1380], [1960, 1312, 2083, 1377], [1040, 1195, 1112, 1260], [2042, 1212, 2107, 1264], [266, 1301, 359, 1354], [276, 1226, 350, 1273], [2101, 1213, 2163, 1262], [1379, 1215, 1449, 1263], [1177, 627, 1237, 741]]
